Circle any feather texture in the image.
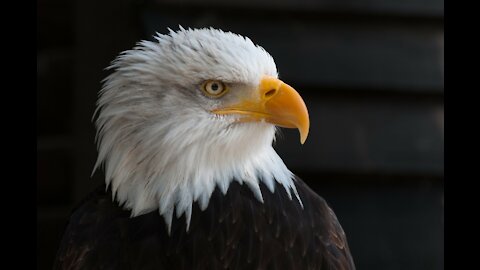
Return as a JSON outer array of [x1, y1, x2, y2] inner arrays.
[[58, 27, 357, 269], [92, 28, 297, 229], [54, 178, 355, 270]]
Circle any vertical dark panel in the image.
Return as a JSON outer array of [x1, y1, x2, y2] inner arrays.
[[72, 0, 141, 202]]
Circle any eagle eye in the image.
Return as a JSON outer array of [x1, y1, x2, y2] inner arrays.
[[202, 80, 227, 97]]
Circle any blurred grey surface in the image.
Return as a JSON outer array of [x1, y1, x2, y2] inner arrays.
[[37, 0, 444, 269]]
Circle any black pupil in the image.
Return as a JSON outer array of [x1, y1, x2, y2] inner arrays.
[[211, 83, 219, 91]]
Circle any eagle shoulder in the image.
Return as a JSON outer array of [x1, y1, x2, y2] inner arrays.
[[294, 178, 356, 270]]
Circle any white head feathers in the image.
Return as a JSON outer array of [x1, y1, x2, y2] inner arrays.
[[93, 27, 302, 233]]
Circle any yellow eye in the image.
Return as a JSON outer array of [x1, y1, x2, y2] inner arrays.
[[203, 80, 227, 97]]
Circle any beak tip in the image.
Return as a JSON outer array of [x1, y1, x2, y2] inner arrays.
[[300, 135, 307, 145], [299, 127, 309, 145]]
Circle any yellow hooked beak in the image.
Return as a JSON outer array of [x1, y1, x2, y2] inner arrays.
[[212, 76, 310, 144]]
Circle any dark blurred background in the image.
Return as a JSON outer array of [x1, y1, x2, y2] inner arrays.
[[37, 0, 444, 269]]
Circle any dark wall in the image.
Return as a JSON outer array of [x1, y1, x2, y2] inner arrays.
[[37, 0, 444, 269]]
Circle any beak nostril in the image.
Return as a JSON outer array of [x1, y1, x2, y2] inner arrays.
[[265, 89, 277, 98]]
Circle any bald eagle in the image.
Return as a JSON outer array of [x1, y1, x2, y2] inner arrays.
[[54, 27, 355, 270]]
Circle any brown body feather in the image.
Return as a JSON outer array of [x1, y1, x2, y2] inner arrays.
[[54, 178, 355, 270]]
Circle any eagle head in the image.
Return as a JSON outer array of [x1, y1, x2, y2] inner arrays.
[[93, 27, 309, 232]]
